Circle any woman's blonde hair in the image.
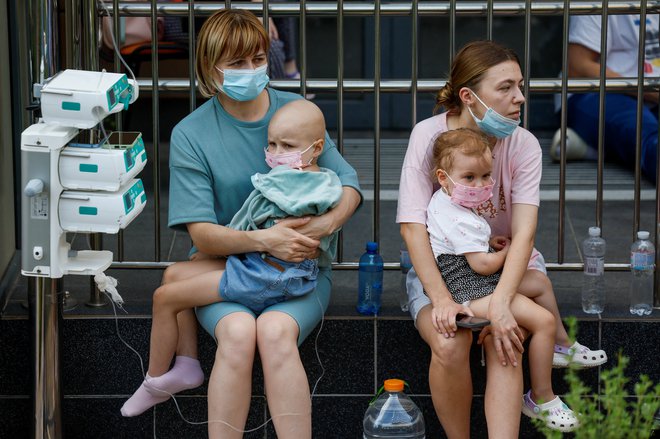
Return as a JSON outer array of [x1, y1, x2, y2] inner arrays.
[[431, 128, 491, 180], [195, 9, 270, 98], [434, 40, 520, 115]]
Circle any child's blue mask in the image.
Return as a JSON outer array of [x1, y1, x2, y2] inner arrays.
[[215, 64, 269, 102], [467, 90, 520, 139]]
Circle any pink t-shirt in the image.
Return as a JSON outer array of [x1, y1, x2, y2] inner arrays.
[[397, 112, 543, 264]]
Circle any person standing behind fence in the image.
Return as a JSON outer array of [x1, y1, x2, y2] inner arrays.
[[397, 40, 606, 438], [152, 9, 360, 439], [564, 14, 660, 182]]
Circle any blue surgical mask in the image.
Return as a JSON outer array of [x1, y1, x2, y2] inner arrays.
[[467, 90, 520, 139], [215, 64, 269, 101]]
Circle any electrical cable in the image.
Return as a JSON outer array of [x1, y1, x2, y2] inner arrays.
[[103, 285, 326, 433]]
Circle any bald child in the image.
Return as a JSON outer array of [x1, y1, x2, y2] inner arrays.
[[121, 100, 343, 417]]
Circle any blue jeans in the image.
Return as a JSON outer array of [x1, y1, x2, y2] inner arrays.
[[567, 93, 658, 182], [219, 252, 319, 313]]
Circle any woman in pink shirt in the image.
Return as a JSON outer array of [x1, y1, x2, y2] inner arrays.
[[397, 41, 606, 438]]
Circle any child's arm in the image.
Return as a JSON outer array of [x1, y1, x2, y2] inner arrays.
[[464, 239, 510, 275]]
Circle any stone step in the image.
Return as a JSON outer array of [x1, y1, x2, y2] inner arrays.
[[2, 316, 658, 438]]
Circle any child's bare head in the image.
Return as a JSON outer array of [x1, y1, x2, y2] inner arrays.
[[267, 100, 326, 169], [270, 99, 326, 143], [431, 128, 492, 179]]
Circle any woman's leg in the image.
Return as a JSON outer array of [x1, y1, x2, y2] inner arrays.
[[256, 311, 311, 439], [518, 269, 571, 346], [469, 295, 523, 437], [208, 312, 258, 439], [416, 304, 473, 439], [471, 292, 555, 403], [481, 332, 523, 439]]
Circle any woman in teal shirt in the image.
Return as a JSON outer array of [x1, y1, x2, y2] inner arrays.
[[167, 10, 361, 439]]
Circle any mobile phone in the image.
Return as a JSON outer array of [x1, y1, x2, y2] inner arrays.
[[455, 314, 490, 329]]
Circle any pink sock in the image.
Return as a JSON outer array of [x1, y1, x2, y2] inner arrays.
[[120, 356, 204, 417], [167, 356, 205, 392], [120, 373, 170, 417]]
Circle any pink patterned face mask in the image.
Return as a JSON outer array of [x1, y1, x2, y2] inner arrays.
[[265, 141, 317, 170], [443, 172, 495, 208]]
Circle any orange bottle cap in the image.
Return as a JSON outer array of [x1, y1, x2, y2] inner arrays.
[[383, 379, 404, 392]]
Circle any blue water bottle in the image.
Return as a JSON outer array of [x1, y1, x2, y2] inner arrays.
[[357, 241, 384, 315]]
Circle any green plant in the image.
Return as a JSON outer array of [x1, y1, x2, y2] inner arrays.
[[532, 317, 660, 438]]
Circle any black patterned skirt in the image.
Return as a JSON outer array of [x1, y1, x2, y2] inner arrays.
[[435, 251, 501, 304]]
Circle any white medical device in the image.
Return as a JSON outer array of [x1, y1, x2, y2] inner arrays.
[[59, 132, 147, 191], [39, 69, 139, 129], [21, 69, 146, 278], [59, 179, 146, 234]]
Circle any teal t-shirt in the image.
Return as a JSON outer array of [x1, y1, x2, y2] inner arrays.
[[168, 88, 362, 233]]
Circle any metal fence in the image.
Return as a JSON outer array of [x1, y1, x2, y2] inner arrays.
[[19, 1, 660, 303]]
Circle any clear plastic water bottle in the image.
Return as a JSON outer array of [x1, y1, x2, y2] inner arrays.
[[630, 231, 655, 316], [357, 242, 384, 315], [399, 247, 412, 312], [581, 226, 606, 314], [363, 379, 425, 439]]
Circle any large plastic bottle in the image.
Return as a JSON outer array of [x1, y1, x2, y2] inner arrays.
[[399, 247, 412, 312], [630, 231, 655, 316], [363, 379, 425, 439], [357, 241, 384, 315], [581, 226, 606, 314]]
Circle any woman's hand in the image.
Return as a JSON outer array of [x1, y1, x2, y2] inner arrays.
[[486, 299, 525, 367], [261, 217, 320, 262], [431, 297, 474, 337]]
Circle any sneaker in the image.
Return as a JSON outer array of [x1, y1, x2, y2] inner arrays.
[[553, 341, 608, 368], [549, 127, 589, 162], [522, 390, 579, 432]]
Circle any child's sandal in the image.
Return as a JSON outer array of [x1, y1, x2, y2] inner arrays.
[[552, 341, 607, 368], [521, 390, 579, 432]]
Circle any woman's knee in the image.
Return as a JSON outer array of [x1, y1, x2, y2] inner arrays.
[[255, 313, 299, 359], [215, 314, 257, 365], [428, 330, 472, 369]]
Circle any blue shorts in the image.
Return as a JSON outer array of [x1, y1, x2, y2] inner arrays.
[[196, 267, 332, 346], [219, 252, 319, 313]]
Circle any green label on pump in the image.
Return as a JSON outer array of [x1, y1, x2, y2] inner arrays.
[[62, 101, 81, 111], [79, 206, 98, 216], [79, 164, 98, 173]]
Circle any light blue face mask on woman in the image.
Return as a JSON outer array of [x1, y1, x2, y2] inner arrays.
[[467, 90, 520, 139], [215, 64, 269, 101]]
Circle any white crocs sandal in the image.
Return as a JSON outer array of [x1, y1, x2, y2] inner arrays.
[[522, 390, 579, 432], [553, 341, 608, 368]]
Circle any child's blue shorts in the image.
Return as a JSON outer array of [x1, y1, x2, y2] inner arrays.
[[219, 252, 319, 313]]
